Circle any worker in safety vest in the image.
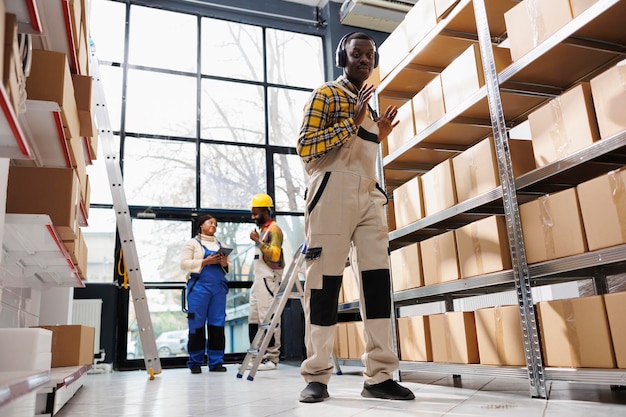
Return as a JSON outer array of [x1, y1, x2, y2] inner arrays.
[[248, 193, 285, 371]]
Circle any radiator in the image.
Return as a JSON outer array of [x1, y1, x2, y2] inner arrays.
[[72, 299, 103, 354]]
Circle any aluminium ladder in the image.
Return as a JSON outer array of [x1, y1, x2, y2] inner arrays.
[[236, 243, 342, 380], [89, 44, 162, 378]]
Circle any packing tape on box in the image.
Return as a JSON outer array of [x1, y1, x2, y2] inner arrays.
[[494, 306, 506, 364], [562, 299, 582, 367], [539, 195, 556, 259], [549, 99, 571, 159], [469, 149, 478, 197], [471, 222, 484, 275], [434, 236, 441, 281], [526, 0, 547, 48], [608, 169, 626, 242], [444, 314, 452, 362]]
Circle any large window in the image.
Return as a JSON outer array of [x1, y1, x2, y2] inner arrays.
[[87, 0, 323, 364]]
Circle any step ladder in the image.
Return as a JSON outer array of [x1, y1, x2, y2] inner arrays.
[[89, 44, 161, 379], [236, 243, 342, 381]]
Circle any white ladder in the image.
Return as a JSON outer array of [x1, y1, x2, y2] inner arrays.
[[237, 243, 342, 380], [89, 45, 161, 379]]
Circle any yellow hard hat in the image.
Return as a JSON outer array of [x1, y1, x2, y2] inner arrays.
[[251, 193, 273, 208]]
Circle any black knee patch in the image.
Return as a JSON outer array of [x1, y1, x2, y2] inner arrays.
[[310, 275, 342, 326], [188, 327, 205, 352], [248, 323, 259, 343], [207, 325, 225, 351], [362, 269, 391, 319]]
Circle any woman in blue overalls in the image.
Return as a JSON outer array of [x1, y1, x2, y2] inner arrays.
[[180, 214, 230, 374]]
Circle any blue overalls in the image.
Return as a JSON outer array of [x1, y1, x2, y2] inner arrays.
[[186, 239, 228, 370]]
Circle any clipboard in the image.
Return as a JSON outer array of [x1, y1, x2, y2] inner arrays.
[[217, 246, 233, 256]]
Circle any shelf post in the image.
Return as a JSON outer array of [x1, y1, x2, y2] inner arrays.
[[472, 0, 546, 399]]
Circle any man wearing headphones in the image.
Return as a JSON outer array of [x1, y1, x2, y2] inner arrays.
[[296, 32, 414, 402], [248, 193, 285, 370]]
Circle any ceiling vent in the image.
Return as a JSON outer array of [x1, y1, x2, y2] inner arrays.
[[339, 0, 417, 33]]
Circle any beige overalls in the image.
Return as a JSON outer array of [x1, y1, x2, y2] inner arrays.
[[300, 83, 398, 385]]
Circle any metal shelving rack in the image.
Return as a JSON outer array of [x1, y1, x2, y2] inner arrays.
[[338, 0, 626, 399]]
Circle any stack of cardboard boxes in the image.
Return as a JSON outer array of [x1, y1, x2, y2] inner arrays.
[[4, 0, 97, 280], [349, 0, 626, 371]]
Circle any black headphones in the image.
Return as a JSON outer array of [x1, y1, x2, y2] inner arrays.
[[335, 32, 379, 69]]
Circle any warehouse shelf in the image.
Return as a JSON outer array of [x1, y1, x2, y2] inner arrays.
[[0, 370, 49, 409], [381, 0, 626, 191], [377, 0, 517, 99], [33, 0, 80, 74], [6, 0, 43, 34], [36, 365, 91, 416], [0, 83, 33, 160], [15, 100, 90, 227], [398, 362, 626, 385], [379, 0, 626, 399], [0, 214, 83, 289], [392, 243, 626, 306], [388, 128, 626, 250]]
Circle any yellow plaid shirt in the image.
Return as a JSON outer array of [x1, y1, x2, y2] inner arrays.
[[297, 76, 362, 163]]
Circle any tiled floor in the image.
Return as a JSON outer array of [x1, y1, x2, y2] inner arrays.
[[56, 363, 626, 416]]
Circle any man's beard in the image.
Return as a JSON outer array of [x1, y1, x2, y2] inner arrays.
[[255, 217, 265, 227]]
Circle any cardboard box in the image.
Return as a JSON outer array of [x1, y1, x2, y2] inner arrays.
[[429, 312, 479, 364], [570, 0, 599, 17], [393, 175, 424, 228], [65, 227, 88, 279], [390, 242, 423, 292], [378, 23, 412, 81], [412, 74, 445, 135], [520, 188, 587, 264], [590, 59, 626, 139], [528, 82, 600, 167], [576, 168, 626, 251], [508, 138, 536, 177], [397, 316, 432, 362], [434, 0, 460, 20], [386, 99, 415, 155], [7, 167, 80, 240], [347, 321, 365, 360], [420, 230, 459, 286], [404, 0, 437, 50], [452, 137, 535, 203], [26, 50, 81, 139], [334, 323, 349, 359], [387, 198, 396, 231], [537, 296, 615, 368], [504, 0, 573, 61], [72, 74, 95, 137], [475, 305, 525, 366], [37, 325, 95, 367], [603, 292, 626, 368], [440, 44, 511, 112], [420, 158, 456, 216], [455, 216, 511, 278]]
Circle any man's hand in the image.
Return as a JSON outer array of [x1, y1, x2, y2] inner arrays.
[[354, 84, 375, 127], [376, 105, 399, 141], [250, 229, 260, 244]]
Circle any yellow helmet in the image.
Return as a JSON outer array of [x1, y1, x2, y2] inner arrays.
[[251, 193, 273, 208]]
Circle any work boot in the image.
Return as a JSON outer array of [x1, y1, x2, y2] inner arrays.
[[190, 365, 201, 374], [258, 359, 277, 371], [209, 364, 227, 372], [299, 382, 329, 403], [361, 379, 415, 400]]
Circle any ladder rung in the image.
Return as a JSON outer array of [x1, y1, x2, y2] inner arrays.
[[247, 349, 260, 354]]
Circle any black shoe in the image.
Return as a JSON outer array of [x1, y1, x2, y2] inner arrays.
[[299, 382, 329, 403], [209, 364, 227, 372], [361, 379, 415, 400], [190, 365, 201, 374]]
